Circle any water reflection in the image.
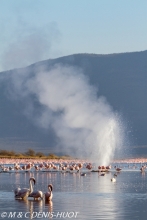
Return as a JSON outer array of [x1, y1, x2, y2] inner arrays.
[[45, 201, 53, 219], [16, 199, 44, 219], [1, 167, 147, 220], [141, 171, 146, 177]]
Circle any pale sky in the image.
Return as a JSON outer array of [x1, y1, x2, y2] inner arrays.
[[0, 0, 147, 71]]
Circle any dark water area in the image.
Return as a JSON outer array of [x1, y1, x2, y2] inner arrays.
[[0, 165, 147, 220]]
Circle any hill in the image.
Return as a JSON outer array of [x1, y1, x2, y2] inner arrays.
[[0, 50, 147, 157]]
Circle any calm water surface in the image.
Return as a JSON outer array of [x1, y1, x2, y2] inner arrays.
[[0, 165, 147, 220]]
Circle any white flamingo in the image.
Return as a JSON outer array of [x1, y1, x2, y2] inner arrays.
[[14, 177, 35, 200], [28, 180, 43, 200], [111, 176, 116, 182], [45, 184, 53, 201]]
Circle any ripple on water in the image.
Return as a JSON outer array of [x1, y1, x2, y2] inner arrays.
[[0, 167, 147, 220]]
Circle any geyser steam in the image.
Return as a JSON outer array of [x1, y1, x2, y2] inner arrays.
[[3, 64, 124, 165]]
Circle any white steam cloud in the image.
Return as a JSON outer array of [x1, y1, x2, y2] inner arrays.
[[3, 64, 124, 165]]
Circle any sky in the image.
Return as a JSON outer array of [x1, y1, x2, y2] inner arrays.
[[0, 0, 147, 71]]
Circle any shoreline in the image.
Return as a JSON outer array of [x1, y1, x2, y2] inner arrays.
[[113, 158, 147, 164], [0, 158, 86, 165], [0, 157, 147, 165]]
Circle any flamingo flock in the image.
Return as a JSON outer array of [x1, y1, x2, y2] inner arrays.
[[13, 162, 124, 201], [2, 158, 147, 198], [0, 161, 94, 173], [8, 160, 117, 201], [0, 160, 115, 174]]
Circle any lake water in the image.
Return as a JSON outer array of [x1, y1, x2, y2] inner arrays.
[[0, 164, 147, 220]]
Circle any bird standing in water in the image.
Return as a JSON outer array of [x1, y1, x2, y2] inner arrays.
[[45, 184, 53, 201], [14, 177, 35, 200]]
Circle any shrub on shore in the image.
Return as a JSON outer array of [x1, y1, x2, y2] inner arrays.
[[0, 149, 72, 159]]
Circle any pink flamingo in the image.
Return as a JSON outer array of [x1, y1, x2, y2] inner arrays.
[[45, 184, 53, 201]]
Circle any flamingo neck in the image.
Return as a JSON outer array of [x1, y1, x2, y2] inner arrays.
[[29, 180, 33, 193]]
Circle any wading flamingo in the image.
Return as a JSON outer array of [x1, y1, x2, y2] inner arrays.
[[45, 184, 53, 201], [28, 179, 43, 200], [14, 177, 35, 200], [116, 167, 122, 172], [111, 174, 116, 182]]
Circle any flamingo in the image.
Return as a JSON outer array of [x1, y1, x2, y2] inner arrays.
[[116, 167, 122, 172], [45, 184, 53, 201], [14, 177, 35, 200], [140, 165, 146, 172], [99, 173, 105, 176], [111, 177, 116, 182], [28, 180, 43, 200], [80, 173, 86, 176], [111, 174, 116, 182]]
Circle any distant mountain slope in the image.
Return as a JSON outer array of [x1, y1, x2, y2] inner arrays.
[[0, 50, 147, 155]]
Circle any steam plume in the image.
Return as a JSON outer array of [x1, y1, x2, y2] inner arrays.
[[2, 64, 124, 165]]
